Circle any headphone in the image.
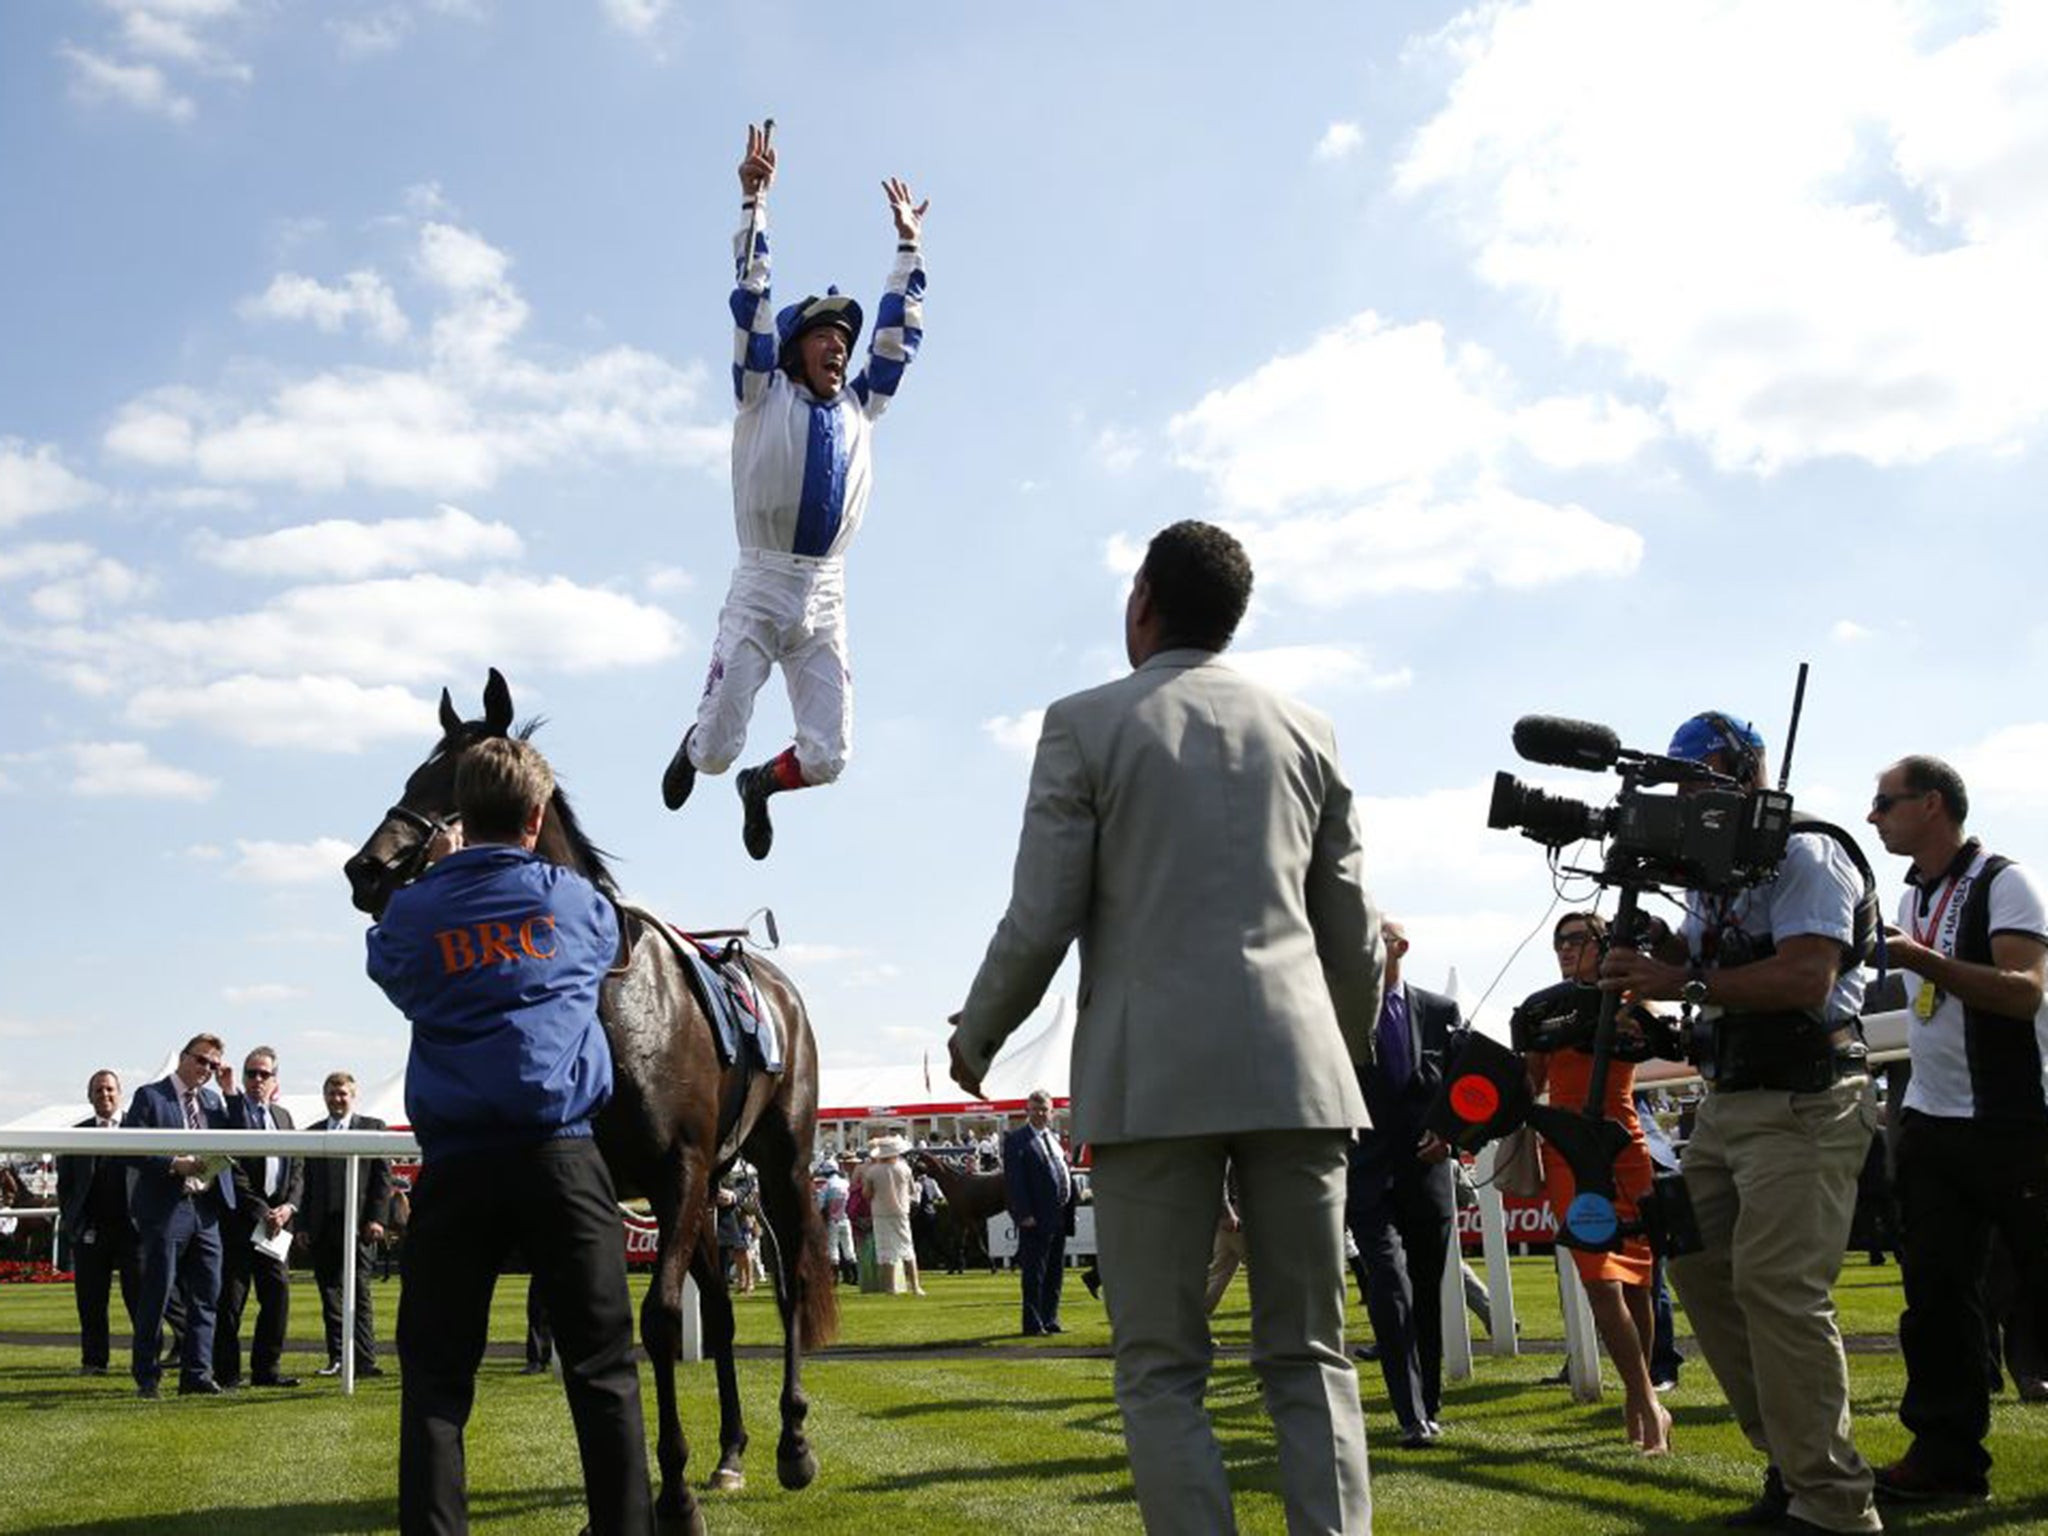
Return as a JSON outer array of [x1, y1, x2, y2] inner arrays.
[[1697, 711, 1762, 785]]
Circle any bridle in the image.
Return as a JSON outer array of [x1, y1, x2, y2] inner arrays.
[[373, 801, 457, 893]]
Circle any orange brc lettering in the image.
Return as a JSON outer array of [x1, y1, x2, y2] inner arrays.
[[435, 928, 477, 974], [476, 922, 519, 966], [519, 915, 558, 960]]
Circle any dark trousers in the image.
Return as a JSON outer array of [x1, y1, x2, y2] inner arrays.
[[398, 1138, 652, 1536], [133, 1198, 222, 1389], [1897, 1109, 2048, 1477], [71, 1224, 139, 1370], [315, 1231, 379, 1368], [1648, 1253, 1683, 1384], [1015, 1223, 1066, 1333], [525, 1276, 553, 1369], [215, 1225, 291, 1383], [1350, 1175, 1453, 1431]]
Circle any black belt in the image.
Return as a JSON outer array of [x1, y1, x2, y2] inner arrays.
[[1707, 1016, 1866, 1094]]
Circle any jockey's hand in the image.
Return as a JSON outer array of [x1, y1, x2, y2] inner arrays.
[[365, 1222, 386, 1243], [424, 818, 463, 865], [945, 1016, 986, 1100], [884, 177, 928, 243], [740, 122, 776, 198]]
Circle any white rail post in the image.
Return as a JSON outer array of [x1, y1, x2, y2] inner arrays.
[[342, 1153, 361, 1396], [1474, 1142, 1519, 1356], [680, 1274, 703, 1364], [1556, 1249, 1602, 1401], [1441, 1218, 1474, 1382]]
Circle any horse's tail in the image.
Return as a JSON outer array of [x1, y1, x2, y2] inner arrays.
[[792, 1179, 840, 1350]]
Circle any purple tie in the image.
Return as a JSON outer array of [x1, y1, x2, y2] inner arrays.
[[1376, 1001, 1411, 1091]]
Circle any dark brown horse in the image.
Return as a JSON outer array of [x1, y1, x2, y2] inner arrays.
[[910, 1151, 1007, 1273], [343, 669, 836, 1533]]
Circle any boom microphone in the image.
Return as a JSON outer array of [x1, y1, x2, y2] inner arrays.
[[1512, 715, 1622, 771]]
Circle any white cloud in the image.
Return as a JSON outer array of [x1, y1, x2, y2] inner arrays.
[[241, 270, 410, 343], [1832, 619, 1873, 644], [643, 565, 693, 595], [1092, 425, 1142, 474], [1360, 780, 1564, 890], [1397, 0, 2048, 470], [1236, 485, 1642, 605], [328, 8, 413, 57], [228, 837, 361, 885], [983, 709, 1046, 760], [1223, 644, 1412, 698], [1315, 121, 1364, 161], [25, 572, 684, 695], [58, 45, 196, 122], [192, 504, 522, 580], [0, 440, 101, 527], [1955, 722, 2048, 809], [126, 675, 435, 751], [67, 741, 216, 801], [0, 543, 98, 582], [600, 0, 672, 35], [106, 221, 725, 496], [28, 556, 150, 622], [222, 983, 308, 1005]]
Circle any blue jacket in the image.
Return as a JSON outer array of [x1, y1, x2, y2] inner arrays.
[[123, 1075, 236, 1225], [367, 844, 617, 1164], [1002, 1122, 1072, 1232]]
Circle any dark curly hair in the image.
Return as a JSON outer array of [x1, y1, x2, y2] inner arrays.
[[1141, 520, 1253, 652]]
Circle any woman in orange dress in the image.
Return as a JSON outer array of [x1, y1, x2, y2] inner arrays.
[[1526, 910, 1670, 1455]]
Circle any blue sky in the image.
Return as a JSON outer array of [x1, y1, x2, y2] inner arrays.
[[5, 0, 2045, 1123]]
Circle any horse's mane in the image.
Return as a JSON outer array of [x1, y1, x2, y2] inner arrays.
[[516, 718, 620, 898]]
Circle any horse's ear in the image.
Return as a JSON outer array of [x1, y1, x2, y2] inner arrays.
[[438, 687, 462, 739], [482, 668, 513, 737]]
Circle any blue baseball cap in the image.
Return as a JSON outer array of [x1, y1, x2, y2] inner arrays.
[[776, 288, 863, 367], [1668, 711, 1765, 764]]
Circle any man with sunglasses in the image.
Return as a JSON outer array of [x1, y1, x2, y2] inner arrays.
[[1599, 712, 1880, 1534], [1864, 756, 2048, 1504], [215, 1047, 303, 1390], [122, 1033, 238, 1398]]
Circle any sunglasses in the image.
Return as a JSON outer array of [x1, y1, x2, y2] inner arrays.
[[1870, 790, 1928, 814], [244, 1067, 276, 1080], [1554, 932, 1596, 952], [183, 1051, 225, 1071]]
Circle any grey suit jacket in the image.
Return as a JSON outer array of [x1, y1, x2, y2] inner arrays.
[[958, 649, 1384, 1145]]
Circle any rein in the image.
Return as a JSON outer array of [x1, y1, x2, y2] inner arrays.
[[377, 803, 456, 891]]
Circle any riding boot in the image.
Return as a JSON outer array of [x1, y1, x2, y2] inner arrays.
[[660, 727, 698, 812], [736, 747, 806, 861]]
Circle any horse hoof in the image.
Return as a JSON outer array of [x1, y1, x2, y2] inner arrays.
[[777, 1448, 819, 1491], [707, 1467, 745, 1493], [655, 1502, 708, 1536]]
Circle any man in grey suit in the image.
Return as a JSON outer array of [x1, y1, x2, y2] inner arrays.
[[950, 520, 1384, 1534]]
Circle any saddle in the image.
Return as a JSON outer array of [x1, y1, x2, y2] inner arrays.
[[610, 901, 785, 1075]]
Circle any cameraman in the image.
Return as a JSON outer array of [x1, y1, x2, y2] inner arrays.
[[1600, 712, 1880, 1535]]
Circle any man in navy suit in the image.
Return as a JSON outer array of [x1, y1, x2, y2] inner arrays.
[[55, 1069, 139, 1375], [1348, 920, 1469, 1447], [1003, 1089, 1074, 1335], [300, 1070, 391, 1377], [124, 1032, 238, 1398], [216, 1045, 304, 1389]]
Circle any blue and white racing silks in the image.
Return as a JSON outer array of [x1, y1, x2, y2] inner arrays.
[[727, 204, 925, 561]]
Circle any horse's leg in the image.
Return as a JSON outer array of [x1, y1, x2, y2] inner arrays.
[[693, 1234, 749, 1491], [749, 1116, 832, 1490], [641, 1161, 710, 1533]]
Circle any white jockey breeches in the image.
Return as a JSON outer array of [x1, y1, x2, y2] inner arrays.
[[689, 552, 851, 785]]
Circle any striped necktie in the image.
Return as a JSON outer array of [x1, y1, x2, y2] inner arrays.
[[183, 1090, 203, 1131]]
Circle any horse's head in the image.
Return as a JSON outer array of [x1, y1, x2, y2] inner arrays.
[[343, 668, 515, 917]]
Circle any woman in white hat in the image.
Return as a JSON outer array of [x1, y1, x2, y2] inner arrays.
[[859, 1136, 926, 1296]]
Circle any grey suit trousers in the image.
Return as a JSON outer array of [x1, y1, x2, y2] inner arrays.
[[1093, 1130, 1371, 1534]]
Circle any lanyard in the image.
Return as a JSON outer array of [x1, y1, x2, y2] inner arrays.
[[1910, 874, 1961, 948]]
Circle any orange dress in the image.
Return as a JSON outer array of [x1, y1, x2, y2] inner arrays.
[[1535, 1048, 1654, 1288]]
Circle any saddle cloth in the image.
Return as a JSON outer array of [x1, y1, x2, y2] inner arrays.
[[614, 901, 784, 1074]]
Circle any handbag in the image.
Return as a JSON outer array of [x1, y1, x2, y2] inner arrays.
[[1490, 1125, 1544, 1199]]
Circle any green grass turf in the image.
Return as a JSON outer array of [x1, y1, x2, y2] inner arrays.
[[5, 1259, 2046, 1533]]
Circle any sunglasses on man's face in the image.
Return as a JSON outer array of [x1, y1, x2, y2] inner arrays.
[[184, 1051, 224, 1071], [245, 1068, 275, 1080], [1554, 932, 1596, 952], [1870, 790, 1929, 814]]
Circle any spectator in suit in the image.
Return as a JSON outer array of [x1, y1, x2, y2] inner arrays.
[[124, 1032, 238, 1398], [302, 1070, 391, 1378], [55, 1069, 138, 1376], [951, 521, 1384, 1533], [1003, 1091, 1073, 1335], [215, 1046, 303, 1389], [1349, 919, 1469, 1448]]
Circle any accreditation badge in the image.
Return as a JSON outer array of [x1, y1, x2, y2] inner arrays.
[[1913, 979, 1940, 1021]]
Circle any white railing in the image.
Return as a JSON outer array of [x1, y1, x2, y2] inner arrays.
[[0, 1126, 415, 1395]]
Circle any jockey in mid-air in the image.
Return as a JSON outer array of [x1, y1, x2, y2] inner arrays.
[[661, 121, 927, 860]]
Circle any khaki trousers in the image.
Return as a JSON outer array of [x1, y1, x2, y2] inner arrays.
[[1093, 1131, 1370, 1535], [1669, 1076, 1879, 1533]]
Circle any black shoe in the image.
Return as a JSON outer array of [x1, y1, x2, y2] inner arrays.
[[357, 1363, 386, 1378], [737, 766, 775, 861], [137, 1381, 160, 1400], [251, 1375, 301, 1388], [1396, 1424, 1434, 1450], [1352, 1343, 1380, 1363], [177, 1379, 226, 1396], [1874, 1453, 1991, 1503], [1723, 1466, 1790, 1527], [1082, 1270, 1102, 1299], [660, 728, 698, 811], [1043, 1322, 1064, 1335], [78, 1364, 108, 1377], [521, 1361, 551, 1375]]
